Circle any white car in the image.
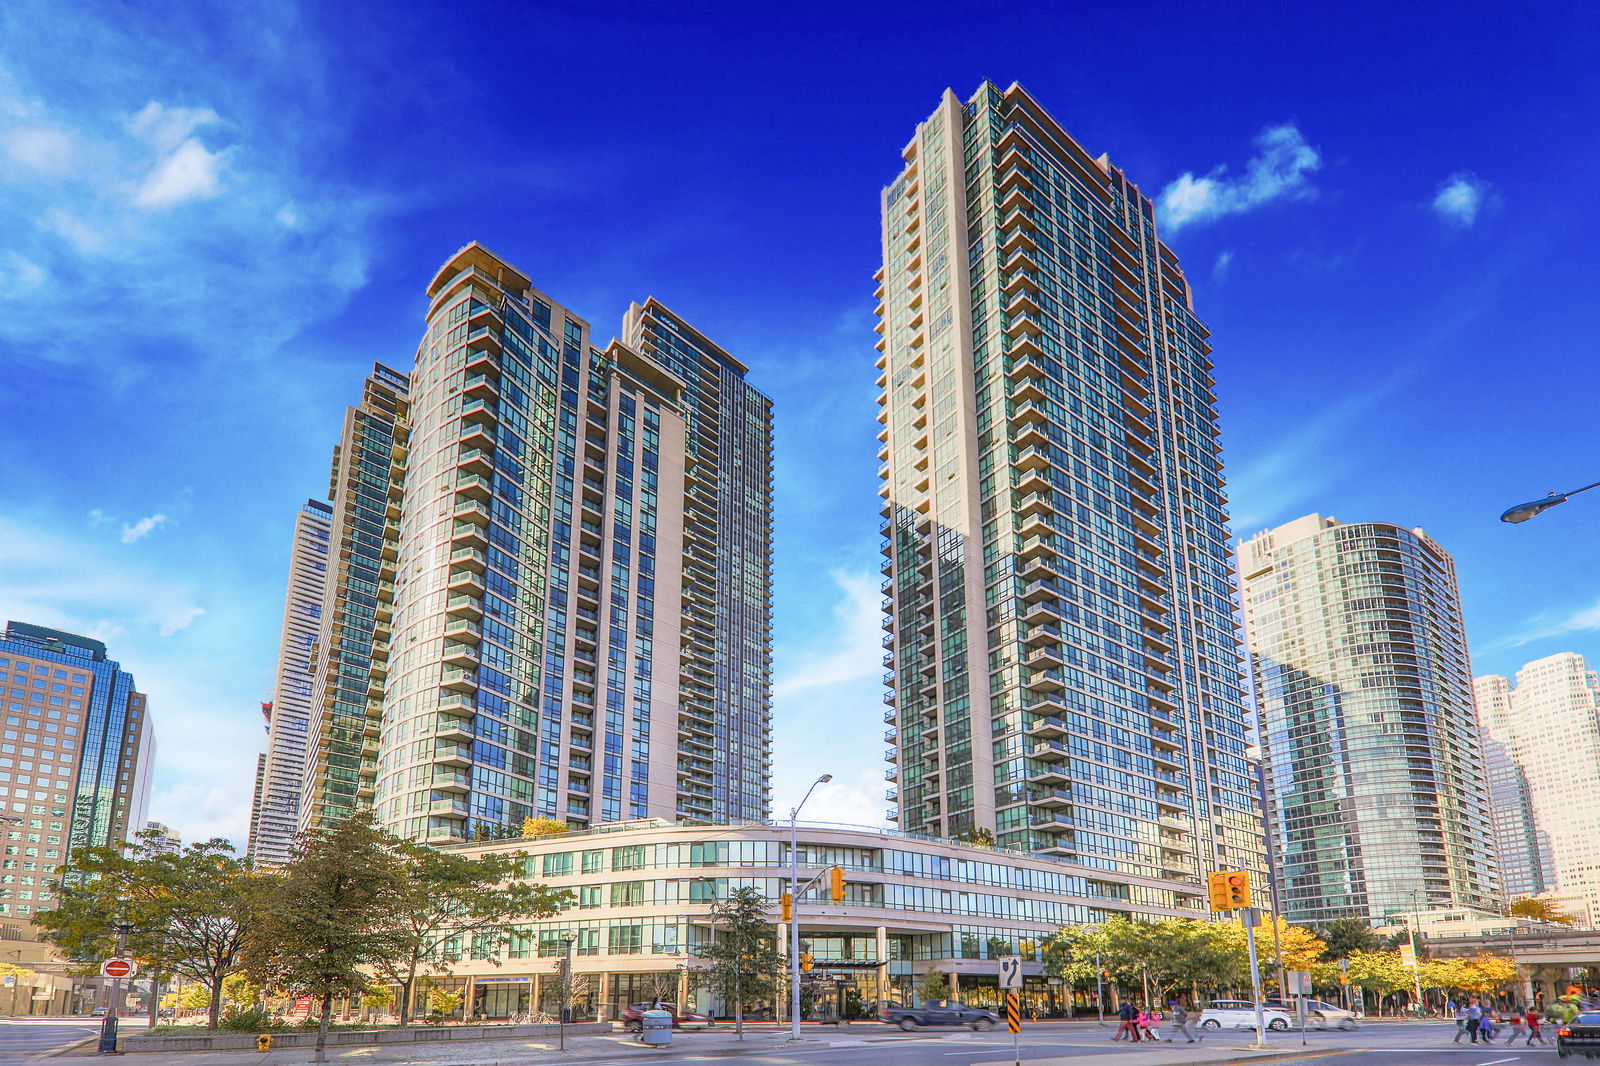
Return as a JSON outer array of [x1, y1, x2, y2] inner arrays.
[[1267, 999, 1360, 1030], [1199, 999, 1292, 1031]]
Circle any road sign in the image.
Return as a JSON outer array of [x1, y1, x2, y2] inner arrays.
[[1005, 990, 1021, 1033], [998, 955, 1023, 989], [1398, 943, 1417, 968], [1287, 970, 1314, 996], [100, 957, 137, 979]]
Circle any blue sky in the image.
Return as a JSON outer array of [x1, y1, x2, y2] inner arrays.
[[2, 1, 1597, 846]]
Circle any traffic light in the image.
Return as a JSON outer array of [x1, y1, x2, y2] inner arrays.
[[1207, 869, 1251, 911], [800, 952, 815, 973], [829, 866, 847, 904], [780, 892, 793, 922]]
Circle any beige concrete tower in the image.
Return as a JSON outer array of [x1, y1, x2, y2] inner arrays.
[[876, 82, 1258, 900], [1475, 653, 1600, 917]]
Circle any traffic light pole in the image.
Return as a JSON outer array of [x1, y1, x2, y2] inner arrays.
[[1244, 910, 1268, 1050]]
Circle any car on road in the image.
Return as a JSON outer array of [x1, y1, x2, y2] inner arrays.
[[1199, 999, 1292, 1031], [1557, 1010, 1600, 1059], [88, 1007, 109, 1017], [879, 1002, 999, 1031], [618, 1002, 715, 1032], [1266, 998, 1360, 1030]]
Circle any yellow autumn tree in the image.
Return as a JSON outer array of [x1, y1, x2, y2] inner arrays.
[[520, 817, 570, 838]]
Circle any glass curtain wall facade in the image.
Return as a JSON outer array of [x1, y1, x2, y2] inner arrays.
[[248, 499, 332, 865], [1475, 654, 1600, 915], [299, 365, 411, 832], [374, 243, 772, 844], [0, 622, 154, 917], [1238, 514, 1500, 924], [875, 82, 1257, 889]]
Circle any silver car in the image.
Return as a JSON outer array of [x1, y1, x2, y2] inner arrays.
[[1269, 999, 1359, 1030]]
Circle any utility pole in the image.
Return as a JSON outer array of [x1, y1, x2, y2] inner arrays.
[[787, 774, 830, 1044], [1243, 909, 1268, 1050], [1252, 751, 1289, 1001], [559, 932, 575, 1052], [1094, 952, 1104, 1027], [96, 920, 132, 1055]]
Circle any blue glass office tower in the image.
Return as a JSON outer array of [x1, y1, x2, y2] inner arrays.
[[876, 83, 1260, 898], [0, 622, 154, 917]]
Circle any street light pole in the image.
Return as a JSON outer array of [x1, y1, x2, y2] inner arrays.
[[1500, 479, 1600, 524], [1408, 891, 1426, 1017], [1250, 752, 1290, 1003], [559, 932, 576, 1052], [788, 774, 832, 1044]]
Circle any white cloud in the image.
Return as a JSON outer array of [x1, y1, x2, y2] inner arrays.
[[795, 769, 891, 829], [3, 125, 73, 171], [40, 207, 105, 255], [1213, 250, 1234, 280], [773, 569, 883, 698], [0, 252, 46, 292], [158, 605, 205, 637], [1158, 124, 1321, 231], [274, 201, 300, 229], [133, 137, 229, 210], [126, 101, 220, 152], [120, 513, 168, 543], [1491, 598, 1600, 650], [1433, 172, 1491, 226], [87, 508, 113, 526]]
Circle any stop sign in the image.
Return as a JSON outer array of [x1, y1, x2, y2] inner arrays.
[[100, 958, 137, 979]]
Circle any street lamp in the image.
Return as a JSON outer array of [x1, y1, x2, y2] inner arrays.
[[559, 932, 576, 1052], [1407, 890, 1427, 1017], [788, 773, 832, 1044], [1500, 480, 1600, 524], [1247, 747, 1290, 1005]]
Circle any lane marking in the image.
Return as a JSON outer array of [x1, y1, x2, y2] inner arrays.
[[1477, 1059, 1521, 1065]]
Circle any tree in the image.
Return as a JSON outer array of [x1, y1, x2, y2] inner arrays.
[[243, 813, 409, 1063], [1509, 898, 1578, 926], [372, 842, 569, 1025], [1316, 918, 1383, 961], [692, 886, 784, 1039], [424, 984, 463, 1019], [954, 827, 995, 847], [178, 984, 213, 1010], [37, 828, 263, 1030], [917, 968, 952, 1005], [521, 818, 570, 839], [1344, 950, 1413, 1015], [1449, 954, 1519, 996]]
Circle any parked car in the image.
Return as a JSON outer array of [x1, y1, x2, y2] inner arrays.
[[880, 1002, 998, 1031], [618, 1002, 715, 1032], [1199, 999, 1292, 1031], [1266, 998, 1359, 1030], [89, 1007, 109, 1017], [1557, 1010, 1600, 1059]]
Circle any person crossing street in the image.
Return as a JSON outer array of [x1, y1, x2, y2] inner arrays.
[[1168, 1001, 1197, 1043]]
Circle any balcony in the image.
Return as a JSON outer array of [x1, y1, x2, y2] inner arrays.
[[435, 714, 474, 741], [434, 743, 473, 767], [447, 569, 485, 597], [446, 593, 483, 622], [451, 546, 487, 573], [451, 520, 488, 551], [455, 473, 493, 502], [462, 372, 499, 401], [444, 618, 482, 644], [458, 446, 493, 477], [429, 797, 470, 817], [1024, 716, 1069, 740], [1030, 739, 1069, 762], [432, 771, 471, 794], [453, 499, 490, 525], [440, 666, 478, 693], [1031, 787, 1072, 809]]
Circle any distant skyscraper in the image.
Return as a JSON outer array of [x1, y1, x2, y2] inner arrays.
[[1473, 673, 1555, 901], [0, 622, 155, 918], [1238, 514, 1500, 924], [875, 82, 1258, 894], [357, 243, 772, 843], [143, 820, 181, 855], [1475, 653, 1600, 916], [299, 366, 411, 833], [248, 499, 333, 864]]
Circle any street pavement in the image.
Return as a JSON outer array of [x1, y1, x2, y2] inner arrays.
[[0, 1016, 99, 1058], [12, 1018, 1572, 1065]]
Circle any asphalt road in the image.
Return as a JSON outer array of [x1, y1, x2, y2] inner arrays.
[[0, 1017, 99, 1059]]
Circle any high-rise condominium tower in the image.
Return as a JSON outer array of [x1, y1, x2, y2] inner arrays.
[[1473, 673, 1554, 902], [876, 82, 1258, 892], [298, 365, 411, 832], [248, 499, 332, 864], [0, 622, 154, 918], [1238, 514, 1500, 924], [359, 243, 770, 843], [1475, 653, 1600, 914]]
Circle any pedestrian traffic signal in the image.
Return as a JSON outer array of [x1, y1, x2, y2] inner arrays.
[[829, 866, 847, 904], [780, 892, 793, 921], [1207, 869, 1251, 911]]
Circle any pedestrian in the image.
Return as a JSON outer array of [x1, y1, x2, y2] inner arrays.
[[1452, 1003, 1468, 1043], [1463, 999, 1482, 1043], [1481, 1009, 1497, 1042], [1136, 1007, 1154, 1042], [1169, 1001, 1197, 1043], [1527, 1008, 1545, 1045], [1114, 1000, 1138, 1041], [1146, 1009, 1162, 1042], [1502, 1011, 1525, 1044], [1446, 998, 1457, 1020]]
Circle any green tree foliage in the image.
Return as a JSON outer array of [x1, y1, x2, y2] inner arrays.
[[242, 814, 409, 1063], [917, 967, 952, 1005], [954, 827, 995, 847], [1315, 917, 1383, 960], [1344, 950, 1414, 1014], [372, 842, 570, 1025], [692, 886, 784, 1038], [424, 984, 463, 1019], [36, 828, 262, 1031]]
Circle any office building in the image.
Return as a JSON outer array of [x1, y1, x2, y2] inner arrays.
[[142, 820, 181, 855], [874, 82, 1258, 887], [371, 243, 772, 843], [1238, 514, 1500, 925], [247, 499, 333, 864], [298, 365, 411, 833], [1475, 652, 1600, 917], [1473, 672, 1555, 901], [400, 818, 1199, 1021], [0, 622, 155, 918]]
